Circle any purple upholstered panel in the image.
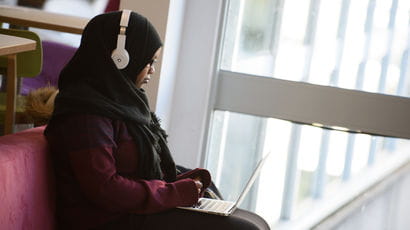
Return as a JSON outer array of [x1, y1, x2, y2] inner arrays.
[[104, 0, 120, 12], [21, 40, 77, 95], [0, 126, 56, 230]]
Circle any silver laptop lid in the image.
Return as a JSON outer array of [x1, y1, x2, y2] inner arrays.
[[235, 152, 271, 206]]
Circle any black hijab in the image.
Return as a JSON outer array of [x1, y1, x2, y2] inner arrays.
[[45, 11, 177, 182]]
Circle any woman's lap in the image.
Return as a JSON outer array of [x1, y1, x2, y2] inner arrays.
[[98, 208, 270, 230]]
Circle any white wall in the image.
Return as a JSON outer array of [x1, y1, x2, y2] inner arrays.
[[121, 0, 223, 168], [154, 0, 186, 132], [122, 0, 188, 132], [162, 0, 224, 168], [120, 0, 170, 111]]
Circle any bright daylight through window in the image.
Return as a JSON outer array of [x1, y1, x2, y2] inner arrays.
[[204, 0, 410, 228]]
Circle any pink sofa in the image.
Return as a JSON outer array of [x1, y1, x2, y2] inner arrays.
[[0, 126, 55, 230]]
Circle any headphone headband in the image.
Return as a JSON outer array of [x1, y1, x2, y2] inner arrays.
[[120, 9, 131, 28]]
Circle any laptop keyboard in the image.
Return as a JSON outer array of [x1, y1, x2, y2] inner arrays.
[[197, 199, 233, 212]]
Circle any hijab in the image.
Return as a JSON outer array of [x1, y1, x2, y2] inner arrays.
[[45, 11, 177, 182]]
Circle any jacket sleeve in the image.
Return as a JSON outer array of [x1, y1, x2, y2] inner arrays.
[[60, 115, 199, 214]]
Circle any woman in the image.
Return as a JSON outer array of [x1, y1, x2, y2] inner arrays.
[[45, 10, 269, 230]]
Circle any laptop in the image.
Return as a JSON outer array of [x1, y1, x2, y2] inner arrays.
[[178, 152, 270, 216]]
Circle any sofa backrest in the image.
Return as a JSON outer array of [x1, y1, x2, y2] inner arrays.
[[0, 126, 55, 230]]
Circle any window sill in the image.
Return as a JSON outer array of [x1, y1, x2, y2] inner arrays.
[[273, 143, 410, 230]]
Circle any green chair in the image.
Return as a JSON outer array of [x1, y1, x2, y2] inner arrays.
[[0, 28, 42, 78], [0, 28, 42, 134]]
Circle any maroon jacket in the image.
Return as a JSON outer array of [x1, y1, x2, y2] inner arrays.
[[45, 114, 211, 229]]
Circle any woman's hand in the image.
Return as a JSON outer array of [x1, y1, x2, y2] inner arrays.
[[176, 168, 211, 196], [193, 178, 203, 195]]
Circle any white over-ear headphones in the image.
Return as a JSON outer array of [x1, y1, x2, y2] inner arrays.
[[111, 10, 132, 69]]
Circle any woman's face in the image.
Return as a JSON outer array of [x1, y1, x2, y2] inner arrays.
[[135, 48, 162, 88]]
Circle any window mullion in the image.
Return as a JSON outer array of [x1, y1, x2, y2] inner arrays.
[[301, 0, 321, 82], [269, 0, 285, 75], [245, 118, 268, 212], [343, 134, 355, 180], [378, 0, 398, 93], [213, 111, 230, 186], [280, 125, 302, 220], [280, 0, 322, 219], [368, 137, 378, 165], [343, 0, 377, 180], [397, 26, 410, 97], [312, 0, 352, 198], [331, 0, 351, 85], [356, 0, 376, 90], [311, 130, 331, 198], [397, 16, 410, 97], [223, 0, 246, 70], [366, 0, 399, 160]]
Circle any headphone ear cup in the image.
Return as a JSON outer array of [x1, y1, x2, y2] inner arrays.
[[111, 48, 130, 69]]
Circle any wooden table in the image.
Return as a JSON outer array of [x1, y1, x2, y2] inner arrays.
[[0, 34, 36, 134], [0, 5, 88, 34], [0, 5, 89, 134]]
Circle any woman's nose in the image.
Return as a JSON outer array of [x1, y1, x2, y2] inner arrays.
[[149, 65, 155, 74]]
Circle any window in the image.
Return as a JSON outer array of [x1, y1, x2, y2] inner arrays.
[[202, 0, 410, 227]]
